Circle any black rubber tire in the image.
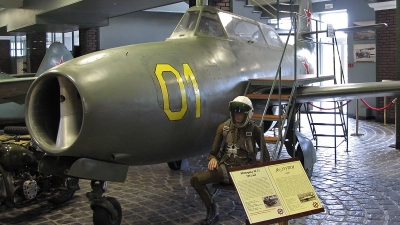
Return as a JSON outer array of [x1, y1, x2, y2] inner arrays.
[[167, 160, 182, 171], [295, 145, 314, 179], [93, 197, 122, 225], [4, 126, 29, 135]]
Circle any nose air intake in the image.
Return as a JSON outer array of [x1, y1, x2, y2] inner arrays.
[[26, 73, 83, 154]]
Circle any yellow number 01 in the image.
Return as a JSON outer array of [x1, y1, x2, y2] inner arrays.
[[155, 63, 201, 121]]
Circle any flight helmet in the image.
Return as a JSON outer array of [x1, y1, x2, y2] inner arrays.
[[229, 96, 254, 128]]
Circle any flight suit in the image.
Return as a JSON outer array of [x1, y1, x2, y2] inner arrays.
[[190, 119, 270, 211]]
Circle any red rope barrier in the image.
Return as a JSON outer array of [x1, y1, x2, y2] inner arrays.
[[308, 100, 351, 110], [360, 98, 396, 111]]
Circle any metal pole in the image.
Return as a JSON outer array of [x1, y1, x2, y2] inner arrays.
[[395, 0, 400, 149], [384, 96, 387, 125], [316, 20, 319, 77], [332, 37, 336, 84], [351, 99, 364, 136], [260, 122, 264, 163], [355, 99, 359, 135]]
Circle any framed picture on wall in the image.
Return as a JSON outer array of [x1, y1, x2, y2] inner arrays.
[[353, 21, 376, 40], [354, 44, 376, 62]]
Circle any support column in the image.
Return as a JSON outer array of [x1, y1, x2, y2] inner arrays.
[[0, 40, 11, 74], [26, 32, 46, 73], [79, 28, 99, 56], [189, 1, 231, 12], [396, 0, 400, 149], [376, 8, 396, 124], [189, 0, 196, 7], [210, 0, 231, 12]]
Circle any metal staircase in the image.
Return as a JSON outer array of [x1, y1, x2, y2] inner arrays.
[[244, 76, 296, 161], [242, 2, 347, 166], [304, 35, 349, 164], [304, 101, 348, 164], [242, 0, 298, 28], [244, 74, 336, 161]]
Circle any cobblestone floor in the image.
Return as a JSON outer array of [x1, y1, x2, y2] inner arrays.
[[1, 117, 400, 225]]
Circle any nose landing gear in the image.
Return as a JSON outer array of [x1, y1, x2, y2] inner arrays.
[[87, 180, 122, 225]]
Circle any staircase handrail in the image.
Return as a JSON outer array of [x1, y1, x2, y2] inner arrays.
[[272, 81, 298, 160], [252, 0, 277, 19], [258, 25, 293, 128], [333, 34, 346, 84]]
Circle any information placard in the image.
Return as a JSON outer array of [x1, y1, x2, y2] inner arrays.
[[229, 158, 324, 225]]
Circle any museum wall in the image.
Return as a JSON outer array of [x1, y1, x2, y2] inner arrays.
[[99, 11, 183, 49]]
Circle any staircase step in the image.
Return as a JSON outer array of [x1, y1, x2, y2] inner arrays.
[[310, 123, 343, 126], [306, 111, 342, 115], [245, 93, 291, 100], [264, 136, 278, 143], [252, 114, 285, 121], [314, 134, 346, 137]]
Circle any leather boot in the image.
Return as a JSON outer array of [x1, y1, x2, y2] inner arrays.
[[201, 201, 219, 225]]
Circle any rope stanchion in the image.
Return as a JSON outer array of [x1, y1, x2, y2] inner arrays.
[[351, 99, 364, 137], [360, 98, 396, 111], [308, 100, 351, 110], [384, 97, 387, 125]]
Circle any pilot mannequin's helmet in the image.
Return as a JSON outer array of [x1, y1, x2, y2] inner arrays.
[[229, 96, 254, 128]]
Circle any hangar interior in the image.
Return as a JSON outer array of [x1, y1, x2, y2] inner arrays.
[[1, 0, 400, 225], [0, 0, 396, 121]]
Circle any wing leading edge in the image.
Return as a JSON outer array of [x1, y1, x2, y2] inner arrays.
[[0, 75, 36, 104], [296, 81, 400, 103]]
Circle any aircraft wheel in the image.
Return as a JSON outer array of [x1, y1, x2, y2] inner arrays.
[[93, 197, 122, 225], [295, 145, 313, 179], [167, 160, 182, 170]]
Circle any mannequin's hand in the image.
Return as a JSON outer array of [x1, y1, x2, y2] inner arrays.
[[208, 158, 218, 170]]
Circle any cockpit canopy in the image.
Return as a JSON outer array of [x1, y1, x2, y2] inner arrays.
[[169, 6, 283, 48]]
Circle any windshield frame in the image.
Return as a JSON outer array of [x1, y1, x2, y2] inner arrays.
[[169, 8, 228, 39], [218, 11, 266, 44]]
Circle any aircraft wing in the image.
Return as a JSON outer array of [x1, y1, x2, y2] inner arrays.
[[0, 42, 72, 105], [297, 81, 400, 103], [297, 23, 387, 40], [0, 74, 36, 104], [334, 23, 387, 33]]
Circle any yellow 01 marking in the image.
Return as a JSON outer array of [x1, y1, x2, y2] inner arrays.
[[183, 63, 201, 118], [155, 64, 187, 121], [155, 63, 201, 121]]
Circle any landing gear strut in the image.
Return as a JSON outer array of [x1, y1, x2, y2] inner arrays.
[[87, 180, 122, 225]]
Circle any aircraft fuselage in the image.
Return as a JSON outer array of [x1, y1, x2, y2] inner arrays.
[[26, 35, 299, 165]]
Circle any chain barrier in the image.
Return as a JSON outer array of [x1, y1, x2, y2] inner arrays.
[[308, 100, 352, 110], [360, 98, 397, 111]]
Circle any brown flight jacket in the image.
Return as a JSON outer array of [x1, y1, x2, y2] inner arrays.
[[207, 120, 271, 163]]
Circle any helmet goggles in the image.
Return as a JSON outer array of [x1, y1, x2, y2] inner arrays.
[[229, 102, 251, 113]]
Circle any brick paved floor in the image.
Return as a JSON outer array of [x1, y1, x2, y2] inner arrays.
[[1, 117, 400, 225]]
